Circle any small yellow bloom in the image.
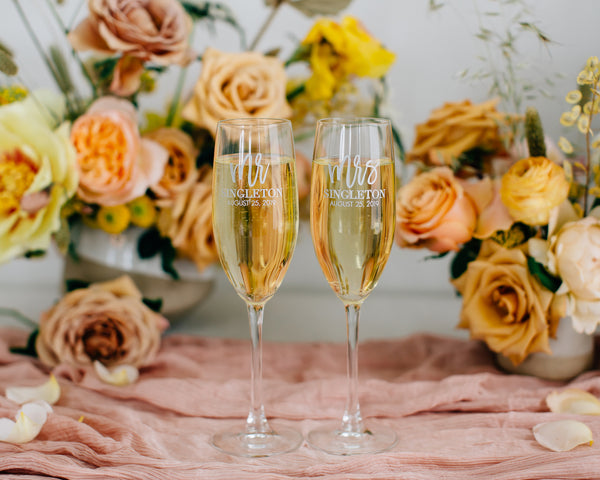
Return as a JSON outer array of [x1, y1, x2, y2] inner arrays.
[[577, 69, 594, 85], [301, 16, 395, 100], [127, 196, 156, 228], [500, 156, 570, 226], [560, 110, 579, 127], [578, 115, 590, 134], [96, 205, 131, 234]]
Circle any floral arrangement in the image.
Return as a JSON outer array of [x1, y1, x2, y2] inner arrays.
[[0, 0, 397, 277], [395, 56, 600, 365]]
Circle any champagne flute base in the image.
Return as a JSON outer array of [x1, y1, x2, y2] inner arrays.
[[210, 427, 303, 457], [307, 423, 397, 455]]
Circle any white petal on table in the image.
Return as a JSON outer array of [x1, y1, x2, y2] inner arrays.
[[533, 420, 593, 452], [0, 401, 52, 444], [5, 374, 61, 405], [94, 361, 139, 386], [546, 389, 600, 415]]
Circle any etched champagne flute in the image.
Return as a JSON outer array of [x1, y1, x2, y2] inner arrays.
[[308, 117, 397, 455], [211, 118, 302, 457]]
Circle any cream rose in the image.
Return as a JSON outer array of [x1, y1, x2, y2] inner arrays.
[[395, 167, 477, 253], [0, 94, 78, 263], [548, 212, 600, 334], [71, 97, 168, 206], [157, 166, 218, 271], [145, 127, 199, 208], [36, 276, 168, 368], [182, 48, 292, 134], [500, 156, 569, 226], [453, 240, 563, 365]]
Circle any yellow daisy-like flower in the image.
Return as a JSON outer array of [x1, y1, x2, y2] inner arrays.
[[301, 16, 395, 100], [127, 196, 156, 228], [96, 205, 131, 234]]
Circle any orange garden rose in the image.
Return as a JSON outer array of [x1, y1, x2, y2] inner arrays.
[[182, 48, 291, 134], [36, 276, 168, 368], [453, 240, 564, 365], [395, 167, 477, 253], [157, 166, 218, 271], [71, 97, 168, 206], [69, 0, 193, 95], [500, 156, 570, 226], [144, 127, 199, 208]]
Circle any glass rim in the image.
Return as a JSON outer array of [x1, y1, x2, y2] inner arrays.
[[316, 117, 391, 127], [217, 118, 292, 128]]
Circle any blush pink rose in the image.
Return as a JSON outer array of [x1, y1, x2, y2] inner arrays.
[[71, 97, 168, 206], [463, 177, 514, 238], [395, 167, 477, 253]]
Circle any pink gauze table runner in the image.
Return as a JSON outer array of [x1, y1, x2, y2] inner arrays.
[[0, 328, 599, 480]]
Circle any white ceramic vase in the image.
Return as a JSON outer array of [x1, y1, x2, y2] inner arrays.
[[496, 317, 595, 381], [63, 226, 215, 320]]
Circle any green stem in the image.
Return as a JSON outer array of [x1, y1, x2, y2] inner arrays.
[[68, 0, 86, 30], [584, 79, 597, 214], [248, 0, 284, 51], [0, 308, 37, 330], [12, 0, 74, 115], [45, 0, 97, 99], [166, 65, 187, 127]]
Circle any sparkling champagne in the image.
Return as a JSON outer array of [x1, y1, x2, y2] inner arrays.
[[213, 154, 298, 305], [310, 157, 395, 304]]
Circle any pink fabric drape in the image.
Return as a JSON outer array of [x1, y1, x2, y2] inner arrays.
[[0, 328, 599, 479]]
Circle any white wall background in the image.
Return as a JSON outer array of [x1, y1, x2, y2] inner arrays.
[[0, 0, 598, 335]]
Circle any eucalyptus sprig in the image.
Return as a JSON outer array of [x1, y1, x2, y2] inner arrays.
[[558, 56, 600, 214]]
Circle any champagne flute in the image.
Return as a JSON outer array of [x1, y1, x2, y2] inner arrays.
[[211, 118, 302, 457], [308, 117, 397, 455]]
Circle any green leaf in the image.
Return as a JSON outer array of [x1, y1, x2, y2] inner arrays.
[[137, 227, 163, 259], [160, 240, 180, 280], [424, 251, 449, 261], [267, 0, 352, 16], [181, 1, 247, 48], [142, 297, 163, 313], [0, 49, 18, 76], [284, 44, 311, 67], [286, 82, 305, 102], [23, 250, 46, 259], [527, 256, 562, 293], [10, 329, 39, 358], [450, 239, 481, 279], [65, 279, 91, 292]]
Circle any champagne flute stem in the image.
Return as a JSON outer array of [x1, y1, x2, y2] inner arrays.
[[342, 303, 365, 433], [246, 303, 272, 435]]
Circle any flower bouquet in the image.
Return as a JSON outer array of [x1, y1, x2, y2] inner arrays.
[[395, 57, 600, 379], [0, 0, 397, 315]]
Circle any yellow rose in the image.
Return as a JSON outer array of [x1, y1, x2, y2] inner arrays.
[[500, 156, 569, 226], [302, 16, 395, 100], [453, 240, 563, 365], [157, 166, 218, 272], [182, 48, 291, 134], [407, 99, 510, 169], [0, 95, 78, 263]]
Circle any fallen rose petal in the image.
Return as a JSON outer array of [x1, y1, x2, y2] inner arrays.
[[5, 374, 61, 405], [0, 401, 52, 444], [547, 389, 600, 415], [533, 420, 593, 452], [94, 361, 139, 386]]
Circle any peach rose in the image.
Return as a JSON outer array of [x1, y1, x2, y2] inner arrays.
[[157, 166, 218, 271], [144, 127, 199, 208], [71, 97, 168, 206], [182, 48, 292, 134], [69, 0, 193, 95], [36, 276, 168, 368], [500, 156, 570, 226], [453, 240, 563, 365], [395, 167, 477, 253], [463, 177, 514, 238]]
